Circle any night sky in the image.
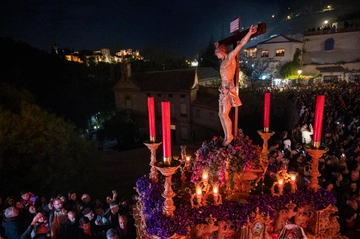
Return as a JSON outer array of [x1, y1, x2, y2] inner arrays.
[[0, 0, 342, 59]]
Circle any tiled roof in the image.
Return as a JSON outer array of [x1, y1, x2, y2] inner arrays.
[[130, 68, 197, 92]]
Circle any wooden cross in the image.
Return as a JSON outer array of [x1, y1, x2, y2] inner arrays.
[[217, 22, 266, 138]]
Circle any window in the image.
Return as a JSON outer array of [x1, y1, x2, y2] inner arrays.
[[157, 93, 161, 97], [181, 127, 188, 140], [325, 38, 334, 50], [275, 49, 285, 57], [246, 48, 257, 58], [261, 50, 269, 57], [180, 104, 186, 116], [168, 94, 173, 98]]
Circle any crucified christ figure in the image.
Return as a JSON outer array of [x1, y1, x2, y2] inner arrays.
[[215, 24, 258, 146]]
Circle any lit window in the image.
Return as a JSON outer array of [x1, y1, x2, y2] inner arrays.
[[275, 49, 285, 57], [261, 50, 269, 57]]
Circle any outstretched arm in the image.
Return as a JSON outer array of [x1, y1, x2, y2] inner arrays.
[[229, 24, 258, 58]]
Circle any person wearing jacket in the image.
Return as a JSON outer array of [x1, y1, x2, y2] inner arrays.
[[2, 206, 42, 239]]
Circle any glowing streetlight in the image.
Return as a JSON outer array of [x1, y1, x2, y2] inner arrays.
[[324, 20, 328, 24]]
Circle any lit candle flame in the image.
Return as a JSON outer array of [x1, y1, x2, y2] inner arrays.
[[202, 171, 208, 181], [278, 179, 284, 185], [186, 156, 190, 161], [213, 186, 218, 196], [196, 186, 202, 195]]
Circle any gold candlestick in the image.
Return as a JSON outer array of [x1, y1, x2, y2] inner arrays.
[[305, 145, 328, 192], [144, 141, 162, 183], [257, 130, 275, 162], [155, 160, 180, 217]]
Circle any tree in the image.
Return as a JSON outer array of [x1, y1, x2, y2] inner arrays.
[[240, 56, 280, 88], [0, 97, 104, 196], [279, 48, 302, 79]]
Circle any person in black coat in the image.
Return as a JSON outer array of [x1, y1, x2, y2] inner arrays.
[[58, 211, 79, 239], [2, 206, 42, 239]]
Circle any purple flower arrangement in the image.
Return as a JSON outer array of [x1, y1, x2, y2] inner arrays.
[[191, 129, 261, 187], [135, 174, 336, 239]]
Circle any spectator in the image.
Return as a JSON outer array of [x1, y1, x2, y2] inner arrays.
[[118, 214, 136, 239], [32, 213, 50, 239], [58, 210, 79, 239], [106, 228, 118, 239], [20, 191, 37, 209], [78, 217, 101, 239], [301, 123, 313, 144], [64, 191, 79, 213], [48, 197, 67, 239], [2, 206, 42, 239], [104, 202, 120, 231]]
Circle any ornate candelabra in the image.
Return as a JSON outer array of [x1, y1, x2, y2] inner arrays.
[[305, 144, 328, 192], [144, 141, 162, 183], [155, 160, 180, 217], [270, 169, 298, 196], [190, 171, 222, 208], [257, 130, 275, 163]]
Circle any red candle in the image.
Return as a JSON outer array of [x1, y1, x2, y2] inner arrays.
[[313, 95, 325, 148], [161, 102, 171, 165], [147, 97, 156, 142], [264, 92, 271, 132]]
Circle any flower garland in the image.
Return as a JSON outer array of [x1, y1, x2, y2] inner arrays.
[[135, 174, 336, 239], [191, 129, 261, 187]]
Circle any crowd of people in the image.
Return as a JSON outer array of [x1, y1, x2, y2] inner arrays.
[[0, 190, 136, 239], [266, 80, 360, 239]]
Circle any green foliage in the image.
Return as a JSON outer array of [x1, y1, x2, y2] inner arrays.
[[279, 61, 300, 79], [0, 101, 104, 196], [279, 48, 302, 79]]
